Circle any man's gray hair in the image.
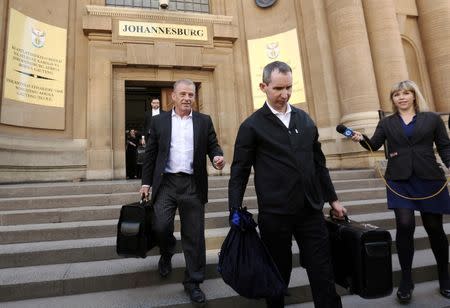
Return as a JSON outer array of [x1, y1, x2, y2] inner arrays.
[[173, 79, 196, 93], [262, 61, 292, 84]]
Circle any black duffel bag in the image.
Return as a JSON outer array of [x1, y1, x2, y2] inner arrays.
[[218, 207, 287, 299], [116, 197, 157, 258]]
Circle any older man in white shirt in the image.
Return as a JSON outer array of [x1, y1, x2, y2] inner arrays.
[[140, 79, 224, 305]]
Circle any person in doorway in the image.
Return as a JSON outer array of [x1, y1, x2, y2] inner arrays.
[[350, 80, 450, 302], [126, 129, 138, 179], [136, 136, 146, 179], [144, 97, 161, 142], [140, 79, 225, 305], [228, 61, 346, 308]]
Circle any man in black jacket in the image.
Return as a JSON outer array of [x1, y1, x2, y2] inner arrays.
[[228, 61, 346, 308], [143, 97, 161, 142], [141, 79, 224, 304]]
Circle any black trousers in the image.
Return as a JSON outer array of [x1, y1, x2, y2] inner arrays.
[[258, 206, 342, 308], [152, 173, 206, 285]]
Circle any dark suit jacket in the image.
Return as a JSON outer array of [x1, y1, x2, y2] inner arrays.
[[142, 110, 223, 204], [361, 112, 450, 180], [228, 103, 338, 215], [144, 109, 159, 139]]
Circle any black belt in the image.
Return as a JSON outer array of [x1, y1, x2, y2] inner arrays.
[[165, 172, 192, 177]]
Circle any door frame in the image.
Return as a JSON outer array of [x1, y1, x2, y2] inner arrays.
[[112, 67, 215, 178]]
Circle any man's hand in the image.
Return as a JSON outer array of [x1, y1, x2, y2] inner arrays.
[[213, 156, 225, 170], [330, 200, 347, 218], [140, 186, 150, 200]]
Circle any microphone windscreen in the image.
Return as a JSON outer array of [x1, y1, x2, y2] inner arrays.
[[336, 124, 347, 134]]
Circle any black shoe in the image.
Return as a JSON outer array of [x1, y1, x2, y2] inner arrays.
[[184, 283, 206, 303], [396, 281, 414, 303], [440, 288, 450, 298], [439, 278, 450, 298], [158, 255, 172, 277]]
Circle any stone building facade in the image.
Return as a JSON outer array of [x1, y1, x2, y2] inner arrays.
[[0, 0, 449, 183]]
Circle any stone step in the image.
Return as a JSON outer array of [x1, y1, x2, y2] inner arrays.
[[2, 203, 450, 245], [0, 177, 231, 199], [0, 170, 376, 199], [0, 185, 388, 213], [0, 268, 346, 307], [0, 196, 258, 226], [1, 168, 447, 306], [0, 205, 124, 226], [0, 192, 138, 212], [292, 280, 450, 308], [0, 242, 441, 303], [329, 169, 376, 181], [5, 279, 448, 308], [336, 187, 387, 201], [0, 196, 386, 226], [203, 179, 388, 199], [0, 180, 141, 198], [4, 276, 447, 308], [1, 220, 449, 269], [1, 200, 448, 267], [0, 213, 229, 245], [0, 202, 389, 244]]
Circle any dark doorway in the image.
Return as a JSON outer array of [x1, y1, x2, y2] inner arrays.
[[124, 80, 201, 179], [125, 82, 161, 136], [125, 81, 163, 179], [125, 80, 201, 137]]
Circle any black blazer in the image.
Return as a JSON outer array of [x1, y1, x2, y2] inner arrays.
[[143, 110, 159, 138], [142, 111, 223, 204], [228, 104, 337, 215], [361, 112, 450, 180]]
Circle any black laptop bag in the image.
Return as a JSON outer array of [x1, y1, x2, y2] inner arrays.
[[116, 198, 157, 258], [326, 215, 393, 299]]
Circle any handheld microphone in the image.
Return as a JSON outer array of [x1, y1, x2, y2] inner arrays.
[[336, 124, 354, 138]]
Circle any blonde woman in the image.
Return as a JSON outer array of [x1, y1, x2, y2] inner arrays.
[[351, 80, 450, 302]]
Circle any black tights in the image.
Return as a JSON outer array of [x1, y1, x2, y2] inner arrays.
[[394, 208, 449, 287]]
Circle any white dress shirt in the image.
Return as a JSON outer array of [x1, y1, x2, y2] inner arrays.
[[164, 109, 194, 174], [266, 102, 292, 128], [152, 108, 160, 116]]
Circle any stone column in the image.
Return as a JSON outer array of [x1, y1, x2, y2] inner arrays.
[[416, 0, 450, 112], [299, 0, 341, 127], [362, 0, 409, 112], [325, 0, 380, 128], [86, 42, 127, 180]]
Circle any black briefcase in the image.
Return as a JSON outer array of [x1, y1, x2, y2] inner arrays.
[[116, 198, 157, 258], [326, 214, 393, 299]]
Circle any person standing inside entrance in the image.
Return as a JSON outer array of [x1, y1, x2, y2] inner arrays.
[[228, 61, 346, 308], [144, 97, 161, 142], [140, 79, 225, 305], [126, 129, 138, 179], [350, 80, 450, 302]]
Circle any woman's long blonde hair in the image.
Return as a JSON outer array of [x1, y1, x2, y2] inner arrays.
[[390, 80, 427, 113]]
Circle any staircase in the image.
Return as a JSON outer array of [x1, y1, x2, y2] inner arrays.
[[0, 170, 448, 307]]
